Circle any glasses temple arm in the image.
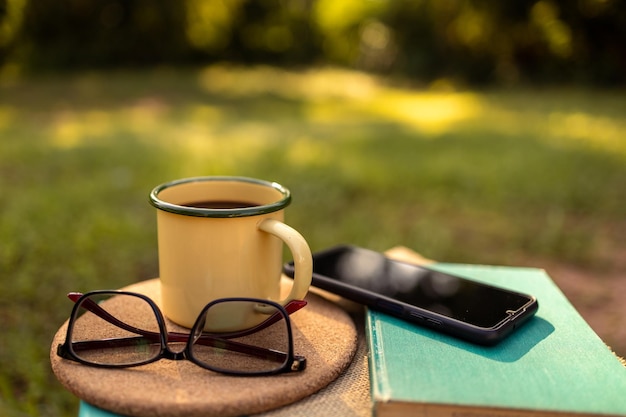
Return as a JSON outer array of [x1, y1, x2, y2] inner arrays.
[[68, 292, 155, 338], [68, 293, 307, 343], [204, 299, 307, 339]]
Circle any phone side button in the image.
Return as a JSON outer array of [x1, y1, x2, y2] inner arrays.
[[426, 318, 442, 326], [409, 311, 426, 321]]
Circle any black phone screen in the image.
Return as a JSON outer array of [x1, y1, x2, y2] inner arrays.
[[313, 246, 534, 328]]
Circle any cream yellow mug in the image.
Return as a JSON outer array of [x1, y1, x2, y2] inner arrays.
[[149, 176, 312, 331]]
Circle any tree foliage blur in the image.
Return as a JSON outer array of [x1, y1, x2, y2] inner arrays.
[[1, 0, 625, 85]]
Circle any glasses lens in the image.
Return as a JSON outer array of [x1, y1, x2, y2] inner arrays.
[[69, 292, 162, 366], [190, 300, 291, 374]]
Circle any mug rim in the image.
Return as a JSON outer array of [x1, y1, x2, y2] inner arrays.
[[149, 176, 291, 218]]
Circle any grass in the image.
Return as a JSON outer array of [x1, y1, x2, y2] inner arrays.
[[1, 65, 625, 416]]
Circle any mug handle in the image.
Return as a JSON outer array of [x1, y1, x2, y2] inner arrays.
[[257, 218, 312, 305]]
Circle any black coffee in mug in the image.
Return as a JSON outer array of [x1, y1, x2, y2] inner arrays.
[[181, 200, 257, 209]]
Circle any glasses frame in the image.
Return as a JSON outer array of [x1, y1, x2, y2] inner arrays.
[[57, 290, 307, 376]]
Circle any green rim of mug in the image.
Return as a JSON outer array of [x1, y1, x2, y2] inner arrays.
[[149, 176, 291, 218]]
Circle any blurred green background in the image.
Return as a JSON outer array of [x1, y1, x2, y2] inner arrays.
[[1, 1, 625, 416], [2, 0, 626, 84]]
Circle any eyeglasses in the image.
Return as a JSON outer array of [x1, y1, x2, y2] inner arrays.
[[57, 290, 307, 376]]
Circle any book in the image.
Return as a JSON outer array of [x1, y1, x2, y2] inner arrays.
[[78, 401, 116, 417], [366, 263, 626, 417]]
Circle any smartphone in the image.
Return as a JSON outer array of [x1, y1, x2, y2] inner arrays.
[[284, 245, 538, 345]]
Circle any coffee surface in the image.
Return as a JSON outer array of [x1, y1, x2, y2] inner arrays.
[[181, 200, 257, 209]]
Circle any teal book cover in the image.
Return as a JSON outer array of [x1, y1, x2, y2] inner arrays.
[[366, 264, 626, 417], [79, 402, 124, 417]]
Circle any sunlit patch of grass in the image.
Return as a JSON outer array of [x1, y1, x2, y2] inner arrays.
[[286, 136, 331, 168], [197, 64, 381, 101], [0, 106, 16, 128], [545, 111, 625, 156], [475, 92, 626, 158], [363, 90, 484, 135]]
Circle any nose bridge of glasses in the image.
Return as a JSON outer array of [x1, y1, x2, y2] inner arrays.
[[162, 348, 188, 361]]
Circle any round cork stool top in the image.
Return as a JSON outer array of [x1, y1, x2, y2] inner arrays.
[[50, 278, 358, 417]]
